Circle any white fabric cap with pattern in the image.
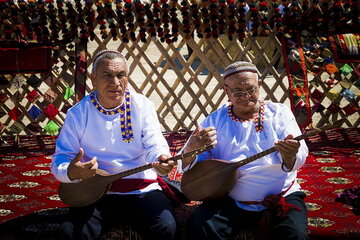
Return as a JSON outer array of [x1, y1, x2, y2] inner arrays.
[[223, 61, 258, 79], [92, 49, 126, 74], [93, 49, 124, 64]]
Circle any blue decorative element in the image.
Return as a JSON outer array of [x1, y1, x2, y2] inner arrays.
[[28, 105, 42, 120]]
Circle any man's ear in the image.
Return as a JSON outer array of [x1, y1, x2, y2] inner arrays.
[[258, 78, 262, 87], [222, 79, 227, 91], [90, 73, 96, 89], [222, 84, 231, 102]]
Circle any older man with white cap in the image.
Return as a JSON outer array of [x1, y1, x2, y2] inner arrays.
[[181, 61, 309, 240]]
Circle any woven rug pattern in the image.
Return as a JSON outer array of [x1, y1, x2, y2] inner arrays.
[[0, 129, 360, 239]]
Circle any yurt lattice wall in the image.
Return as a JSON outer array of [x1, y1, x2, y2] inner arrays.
[[0, 0, 358, 136]]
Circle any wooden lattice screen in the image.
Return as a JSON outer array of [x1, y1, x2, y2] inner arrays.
[[0, 0, 359, 136]]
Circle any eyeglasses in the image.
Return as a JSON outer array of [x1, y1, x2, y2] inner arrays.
[[225, 86, 258, 98]]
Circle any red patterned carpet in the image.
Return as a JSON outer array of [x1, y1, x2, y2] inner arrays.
[[0, 128, 359, 239], [301, 128, 360, 239]]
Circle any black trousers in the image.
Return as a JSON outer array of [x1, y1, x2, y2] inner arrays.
[[186, 191, 309, 240], [60, 190, 177, 240]]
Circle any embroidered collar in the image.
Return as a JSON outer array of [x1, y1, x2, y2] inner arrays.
[[227, 101, 265, 132], [89, 91, 124, 115], [90, 90, 134, 143]]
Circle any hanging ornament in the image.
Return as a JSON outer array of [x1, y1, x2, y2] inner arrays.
[[124, 0, 135, 41], [28, 105, 42, 120], [44, 120, 60, 135], [190, 1, 201, 39], [8, 122, 25, 134], [169, 2, 179, 42], [43, 104, 59, 120], [326, 89, 339, 101], [8, 107, 22, 121], [26, 90, 40, 102], [339, 64, 353, 75], [343, 103, 359, 115], [324, 77, 339, 88], [327, 102, 341, 114], [341, 89, 356, 102], [324, 63, 338, 75], [160, 0, 171, 43], [11, 75, 24, 89], [227, 1, 236, 40], [293, 84, 305, 98], [311, 88, 324, 102], [181, 0, 191, 39], [248, 2, 259, 37], [64, 86, 74, 100]]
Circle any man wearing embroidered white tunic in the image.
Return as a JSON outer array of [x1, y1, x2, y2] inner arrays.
[[51, 50, 177, 240], [181, 61, 309, 240]]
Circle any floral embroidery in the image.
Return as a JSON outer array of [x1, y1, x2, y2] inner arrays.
[[90, 90, 134, 143], [227, 101, 265, 132]]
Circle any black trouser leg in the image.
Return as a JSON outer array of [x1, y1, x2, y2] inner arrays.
[[269, 191, 309, 240], [60, 190, 177, 240], [186, 192, 308, 240], [186, 197, 262, 240]]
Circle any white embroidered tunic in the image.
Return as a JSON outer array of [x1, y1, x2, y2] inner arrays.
[[51, 90, 170, 195], [186, 101, 309, 211]]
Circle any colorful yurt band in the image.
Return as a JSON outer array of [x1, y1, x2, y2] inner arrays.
[[336, 34, 348, 55], [345, 34, 358, 55], [336, 34, 359, 56], [223, 61, 258, 79]]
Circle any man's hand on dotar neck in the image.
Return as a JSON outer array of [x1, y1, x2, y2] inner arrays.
[[67, 148, 98, 181], [152, 154, 175, 176], [274, 134, 300, 170]]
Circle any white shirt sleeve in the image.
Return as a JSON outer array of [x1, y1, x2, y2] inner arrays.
[[277, 105, 309, 172], [51, 110, 83, 183], [141, 98, 171, 163]]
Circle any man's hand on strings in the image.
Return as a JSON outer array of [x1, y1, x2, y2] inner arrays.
[[274, 134, 300, 170], [152, 154, 175, 176], [184, 125, 217, 154], [67, 148, 98, 181], [179, 125, 217, 170]]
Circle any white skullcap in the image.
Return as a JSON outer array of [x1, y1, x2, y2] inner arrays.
[[223, 61, 258, 79]]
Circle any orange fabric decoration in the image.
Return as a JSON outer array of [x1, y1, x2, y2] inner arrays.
[[43, 104, 59, 120], [293, 85, 305, 97], [325, 63, 338, 75]]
